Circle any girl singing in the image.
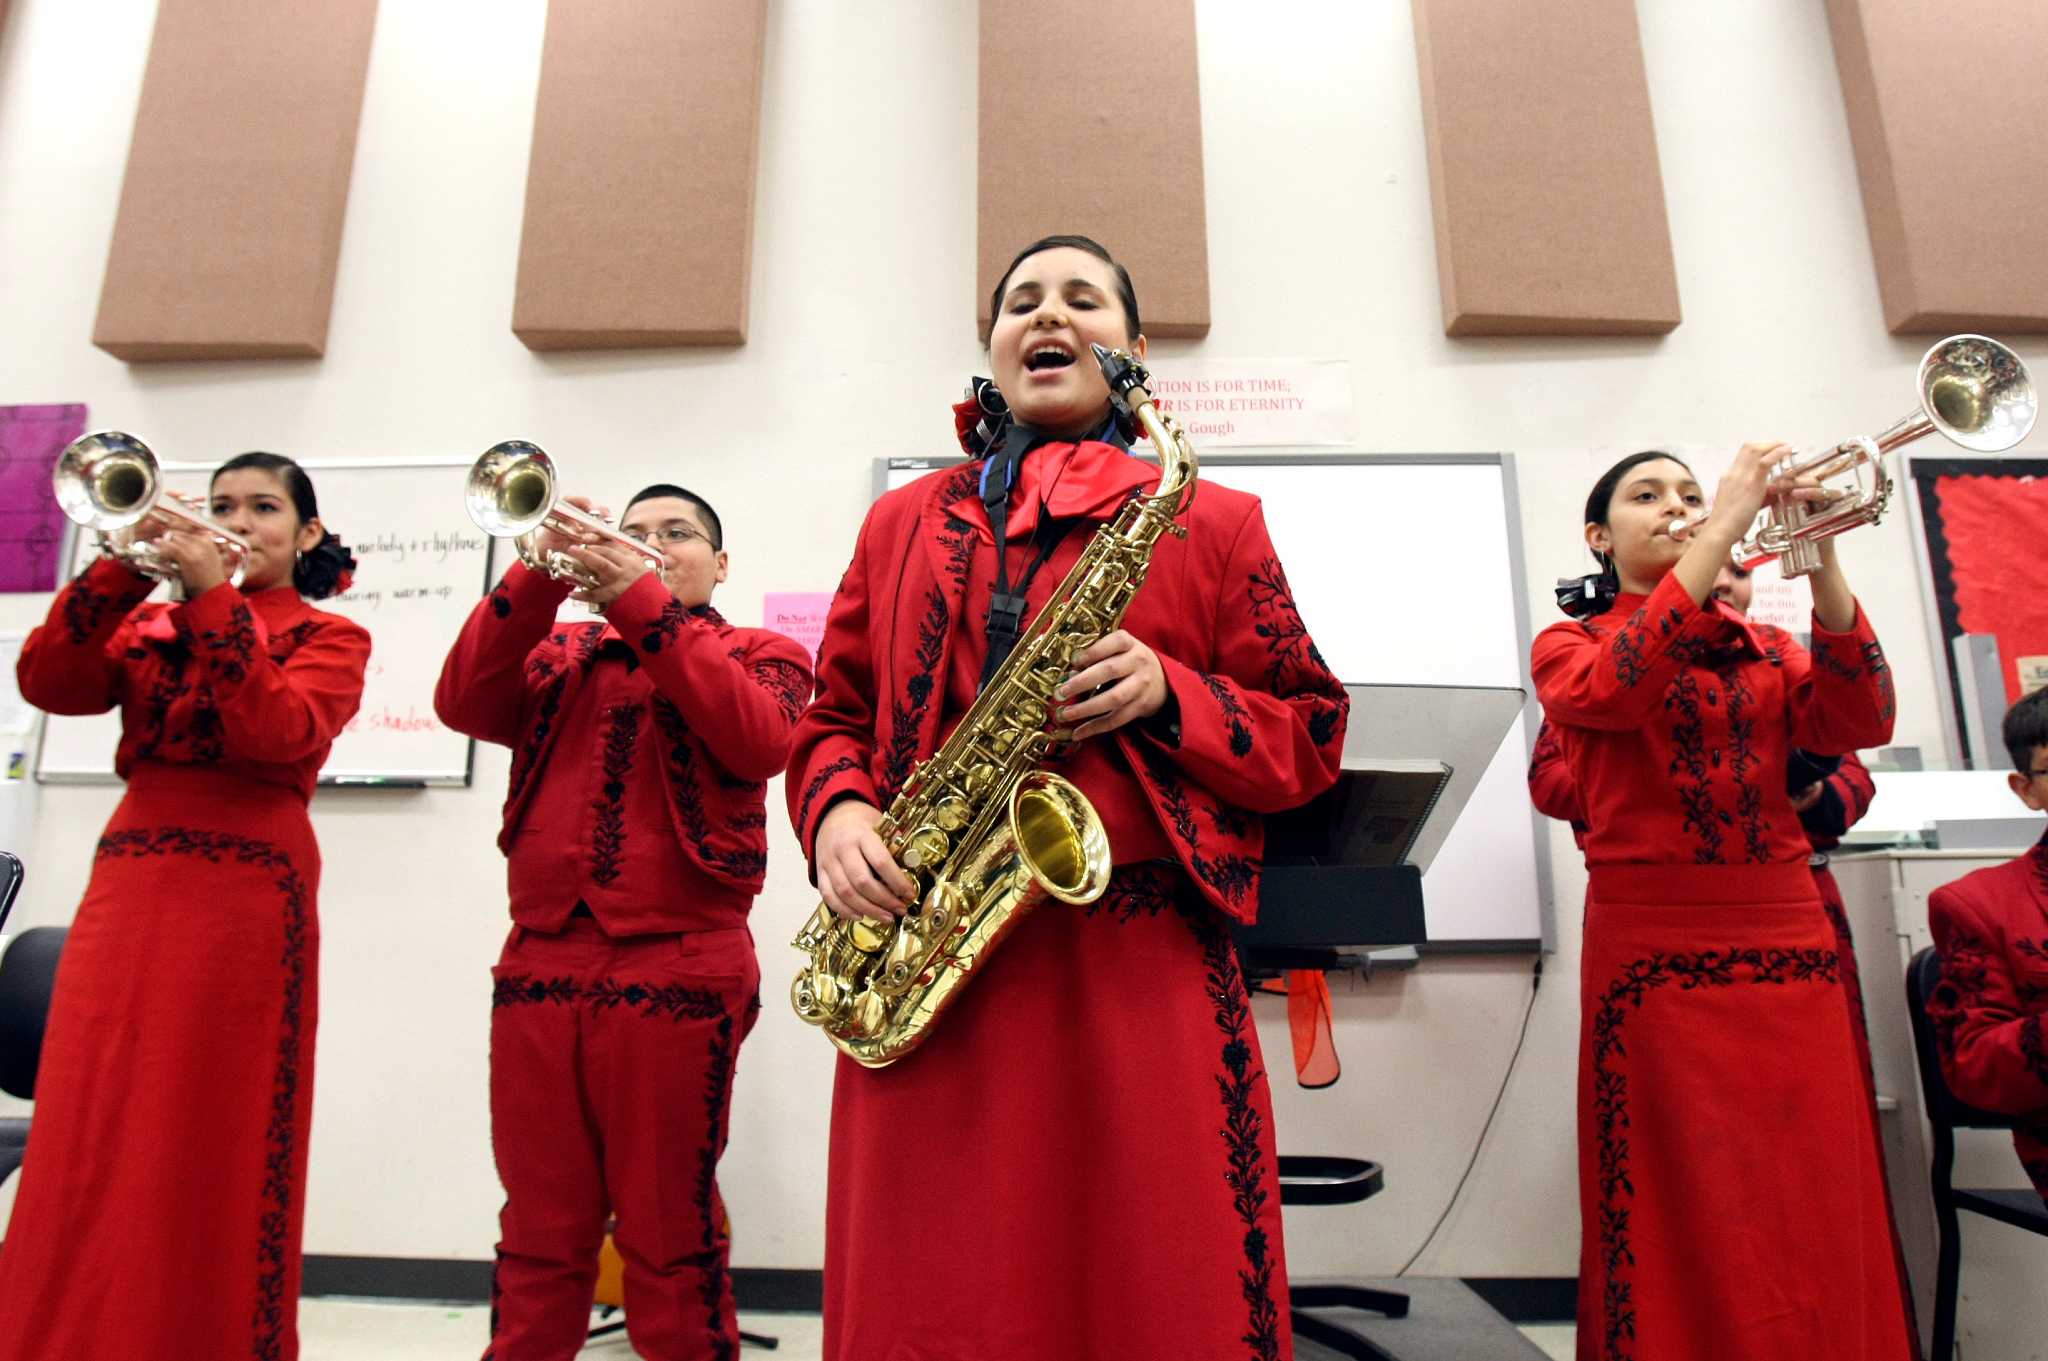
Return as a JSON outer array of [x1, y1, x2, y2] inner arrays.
[[787, 235, 1348, 1360]]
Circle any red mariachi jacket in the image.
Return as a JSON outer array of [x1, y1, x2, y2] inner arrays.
[[1926, 830, 2048, 1204], [1530, 572, 1895, 867], [435, 563, 811, 934], [19, 556, 370, 801], [786, 441, 1349, 925], [1528, 718, 1876, 855]]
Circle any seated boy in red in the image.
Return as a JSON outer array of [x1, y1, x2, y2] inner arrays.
[[1927, 684, 2048, 1205]]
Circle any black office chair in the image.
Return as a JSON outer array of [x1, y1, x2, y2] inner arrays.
[[1904, 947, 2048, 1361], [1279, 1157, 1408, 1359], [0, 925, 67, 1185]]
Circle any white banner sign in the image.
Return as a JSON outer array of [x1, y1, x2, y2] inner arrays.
[[1746, 555, 1813, 638], [1145, 359, 1354, 447]]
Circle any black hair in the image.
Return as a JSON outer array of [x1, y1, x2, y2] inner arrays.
[[2004, 684, 2048, 774], [1554, 450, 1695, 619], [624, 483, 723, 551], [983, 234, 1142, 346], [211, 451, 355, 600]]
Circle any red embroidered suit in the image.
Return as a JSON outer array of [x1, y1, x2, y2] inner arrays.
[[788, 440, 1348, 1361], [1531, 573, 1911, 1361], [1926, 830, 2048, 1205], [0, 556, 369, 1361], [436, 563, 808, 1361]]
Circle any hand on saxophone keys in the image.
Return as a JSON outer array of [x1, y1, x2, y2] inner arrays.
[[1052, 630, 1168, 742]]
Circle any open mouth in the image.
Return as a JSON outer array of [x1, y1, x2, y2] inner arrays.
[[1024, 342, 1076, 373]]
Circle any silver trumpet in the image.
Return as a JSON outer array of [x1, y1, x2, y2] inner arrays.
[[1732, 334, 2036, 578], [465, 441, 665, 595], [53, 432, 250, 584]]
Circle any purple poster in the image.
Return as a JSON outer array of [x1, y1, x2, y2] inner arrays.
[[0, 403, 85, 592]]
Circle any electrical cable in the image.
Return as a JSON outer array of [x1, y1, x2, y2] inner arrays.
[[1396, 955, 1544, 1278]]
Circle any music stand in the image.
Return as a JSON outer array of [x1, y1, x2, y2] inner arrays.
[[1242, 683, 1527, 967], [1242, 684, 1526, 1360]]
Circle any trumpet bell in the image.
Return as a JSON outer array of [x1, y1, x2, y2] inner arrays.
[[1917, 334, 2037, 453], [466, 440, 558, 538], [54, 431, 161, 532]]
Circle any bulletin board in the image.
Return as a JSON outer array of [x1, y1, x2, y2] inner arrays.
[[1905, 454, 2048, 762]]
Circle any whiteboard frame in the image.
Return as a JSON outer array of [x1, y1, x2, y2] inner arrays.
[[877, 450, 1556, 954], [32, 457, 490, 790]]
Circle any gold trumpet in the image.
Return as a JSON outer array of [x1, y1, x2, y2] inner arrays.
[[465, 441, 666, 593], [53, 432, 250, 584], [1731, 334, 2036, 577]]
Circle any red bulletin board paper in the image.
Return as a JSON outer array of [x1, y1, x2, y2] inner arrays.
[[1935, 472, 2048, 704], [0, 404, 85, 592]]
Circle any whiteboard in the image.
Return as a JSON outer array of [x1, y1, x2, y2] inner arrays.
[[34, 459, 491, 787], [882, 453, 1550, 947]]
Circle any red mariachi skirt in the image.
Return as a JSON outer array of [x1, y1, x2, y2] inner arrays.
[[0, 765, 320, 1361], [1576, 863, 1912, 1361], [822, 864, 1291, 1361]]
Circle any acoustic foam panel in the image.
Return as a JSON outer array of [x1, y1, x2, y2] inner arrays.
[[978, 0, 1210, 339], [1411, 0, 1681, 337], [512, 0, 769, 350], [1825, 0, 2048, 334], [92, 0, 379, 362]]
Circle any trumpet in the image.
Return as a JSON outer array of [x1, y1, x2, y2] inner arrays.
[[1732, 334, 2036, 578], [53, 432, 251, 585], [465, 441, 665, 594]]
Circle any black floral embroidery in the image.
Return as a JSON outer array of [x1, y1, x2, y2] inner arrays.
[[508, 629, 602, 809], [695, 1008, 743, 1360], [199, 602, 262, 683], [1718, 661, 1768, 863], [798, 755, 863, 838], [95, 827, 309, 1361], [650, 699, 769, 882], [493, 974, 726, 1023], [1864, 640, 1896, 722], [1191, 912, 1283, 1361], [878, 587, 948, 803], [60, 563, 146, 644], [752, 657, 812, 724], [1609, 607, 1652, 689], [266, 619, 320, 662], [1137, 744, 1257, 908], [1244, 556, 1346, 747], [640, 597, 689, 653], [588, 978, 729, 1022], [489, 578, 514, 619], [588, 702, 641, 888], [1590, 945, 1838, 1359], [2019, 1013, 2048, 1090], [1663, 671, 1725, 864], [2017, 937, 2048, 1008], [492, 975, 579, 1007], [1201, 673, 1254, 758], [1083, 865, 1182, 922]]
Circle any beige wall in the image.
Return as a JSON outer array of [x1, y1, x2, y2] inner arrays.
[[0, 0, 2037, 1294]]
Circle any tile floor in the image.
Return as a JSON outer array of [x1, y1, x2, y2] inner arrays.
[[297, 1298, 1577, 1359]]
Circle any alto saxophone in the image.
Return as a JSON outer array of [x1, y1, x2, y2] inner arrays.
[[790, 344, 1199, 1067]]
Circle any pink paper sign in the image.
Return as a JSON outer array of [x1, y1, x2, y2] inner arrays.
[[0, 404, 86, 592], [763, 591, 834, 661]]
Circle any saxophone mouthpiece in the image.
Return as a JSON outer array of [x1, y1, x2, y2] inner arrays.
[[1093, 342, 1151, 421]]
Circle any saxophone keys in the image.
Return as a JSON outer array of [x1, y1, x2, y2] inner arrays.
[[849, 918, 891, 953], [933, 797, 972, 831], [901, 825, 949, 871]]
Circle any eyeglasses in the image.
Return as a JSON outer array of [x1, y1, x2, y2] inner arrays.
[[618, 525, 712, 548]]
